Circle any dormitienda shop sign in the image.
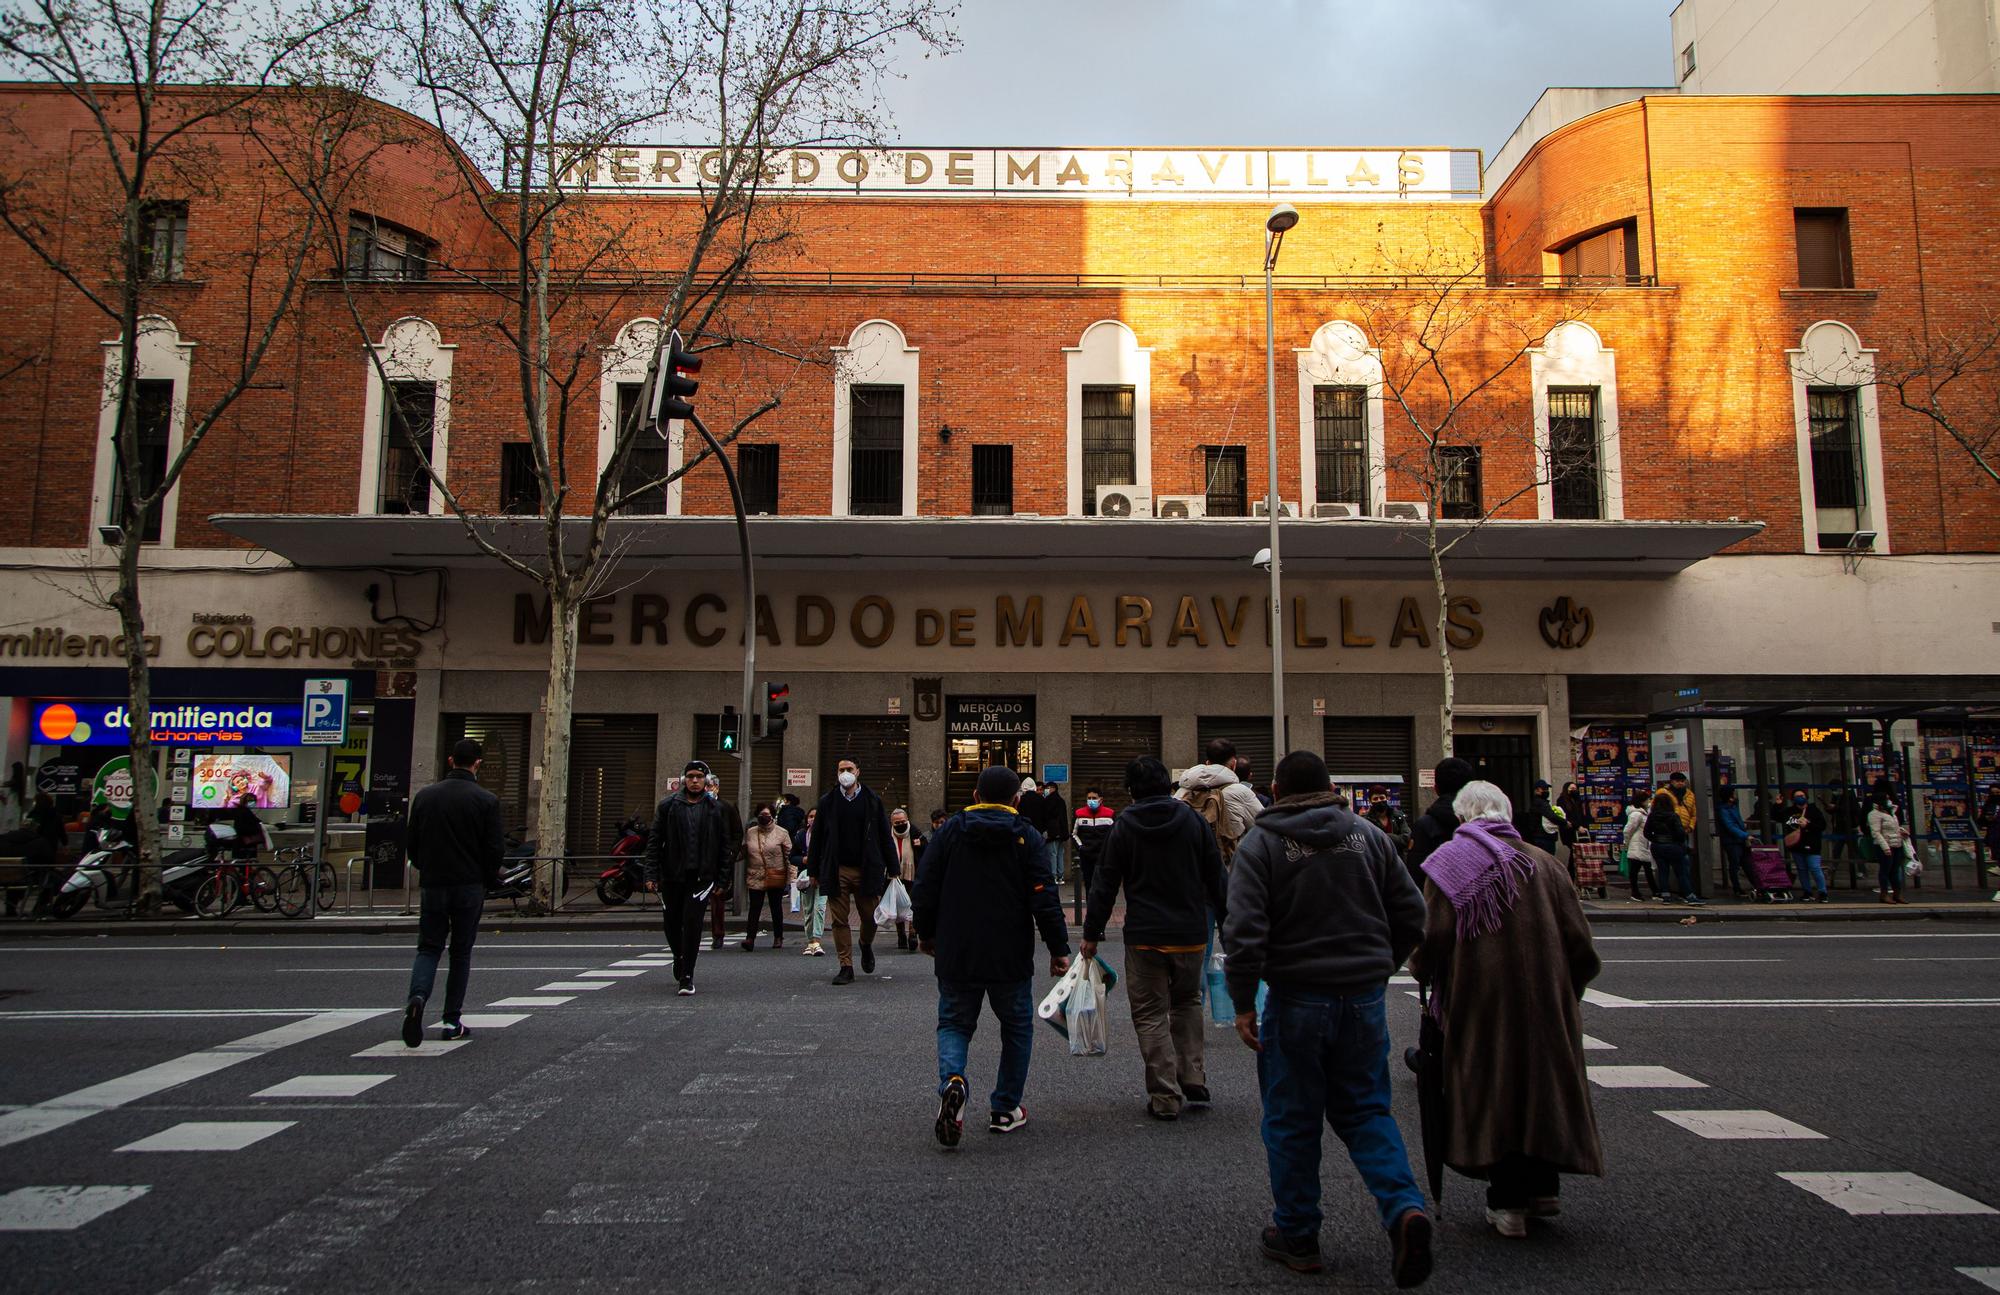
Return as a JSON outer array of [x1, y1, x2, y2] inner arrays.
[[947, 696, 1035, 736]]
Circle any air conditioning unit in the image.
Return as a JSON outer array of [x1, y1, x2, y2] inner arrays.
[[1155, 495, 1208, 519], [1252, 499, 1300, 519], [1381, 500, 1431, 521], [1310, 502, 1362, 520], [1094, 485, 1153, 518]]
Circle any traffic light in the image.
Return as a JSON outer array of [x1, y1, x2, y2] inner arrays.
[[649, 327, 701, 423], [718, 705, 740, 755], [762, 681, 789, 739]]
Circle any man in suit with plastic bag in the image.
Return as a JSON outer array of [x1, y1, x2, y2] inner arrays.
[[913, 765, 1071, 1148]]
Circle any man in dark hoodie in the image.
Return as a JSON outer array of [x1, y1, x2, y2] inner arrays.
[[1225, 749, 1433, 1289], [1081, 755, 1227, 1121], [1407, 757, 1475, 881], [913, 766, 1071, 1147]]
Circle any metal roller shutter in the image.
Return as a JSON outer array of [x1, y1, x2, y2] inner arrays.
[[1323, 716, 1416, 812], [818, 716, 911, 814], [566, 714, 659, 859], [1069, 715, 1163, 811], [1195, 716, 1277, 794], [440, 712, 531, 835], [692, 715, 784, 814]]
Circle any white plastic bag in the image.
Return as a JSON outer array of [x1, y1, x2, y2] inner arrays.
[[1067, 958, 1109, 1056], [872, 878, 911, 925], [1904, 844, 1923, 877], [788, 881, 802, 914]]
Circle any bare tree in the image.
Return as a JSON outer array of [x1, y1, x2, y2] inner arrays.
[[0, 0, 363, 907], [297, 0, 953, 902], [1808, 313, 2000, 492], [1356, 230, 1605, 759]]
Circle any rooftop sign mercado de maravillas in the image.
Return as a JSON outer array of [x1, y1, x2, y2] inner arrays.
[[561, 146, 1483, 200]]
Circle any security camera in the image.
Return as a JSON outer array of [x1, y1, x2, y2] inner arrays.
[[1252, 547, 1272, 572]]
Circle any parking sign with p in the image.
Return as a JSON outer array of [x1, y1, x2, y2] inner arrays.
[[301, 677, 349, 746]]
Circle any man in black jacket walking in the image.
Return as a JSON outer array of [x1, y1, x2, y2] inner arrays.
[[403, 738, 505, 1046], [807, 757, 898, 985], [1406, 757, 1475, 882], [1081, 755, 1227, 1121], [645, 760, 732, 995], [914, 766, 1070, 1146]]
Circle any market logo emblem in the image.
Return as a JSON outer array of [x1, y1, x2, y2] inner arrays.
[[913, 677, 942, 723], [1538, 596, 1594, 650], [37, 703, 86, 743]]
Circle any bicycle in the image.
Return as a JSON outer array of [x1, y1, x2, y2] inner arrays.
[[269, 845, 336, 916]]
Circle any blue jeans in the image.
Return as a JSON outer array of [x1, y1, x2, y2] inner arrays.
[[1721, 837, 1751, 893], [937, 978, 1034, 1115], [1655, 841, 1693, 896], [1793, 849, 1828, 897], [1878, 846, 1903, 894], [1044, 839, 1065, 884], [407, 882, 485, 1022], [1258, 986, 1426, 1237]]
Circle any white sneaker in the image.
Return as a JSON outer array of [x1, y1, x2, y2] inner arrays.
[[1485, 1207, 1528, 1238]]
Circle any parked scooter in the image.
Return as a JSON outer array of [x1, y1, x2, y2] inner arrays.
[[486, 830, 538, 907], [48, 821, 138, 918], [597, 813, 649, 905]]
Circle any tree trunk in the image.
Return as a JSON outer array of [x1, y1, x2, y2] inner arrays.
[[110, 528, 162, 912], [533, 580, 581, 911], [1430, 534, 1455, 761]]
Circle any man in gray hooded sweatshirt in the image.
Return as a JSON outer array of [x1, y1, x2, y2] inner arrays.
[[1224, 749, 1433, 1289]]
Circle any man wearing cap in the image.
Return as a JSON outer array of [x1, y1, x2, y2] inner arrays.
[[645, 760, 733, 995], [913, 766, 1071, 1145], [807, 757, 898, 985]]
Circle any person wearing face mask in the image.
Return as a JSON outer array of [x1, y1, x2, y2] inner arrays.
[[644, 761, 733, 995], [808, 758, 898, 985], [742, 803, 795, 950], [705, 784, 744, 952], [795, 808, 826, 956], [1073, 787, 1116, 898], [889, 807, 926, 950], [1784, 787, 1830, 903]]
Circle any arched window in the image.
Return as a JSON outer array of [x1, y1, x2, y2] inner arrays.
[[1531, 322, 1624, 521], [832, 319, 919, 516], [93, 315, 192, 546], [1787, 321, 1889, 553], [1065, 320, 1152, 515], [599, 319, 679, 515], [1295, 321, 1385, 516], [359, 317, 455, 515]]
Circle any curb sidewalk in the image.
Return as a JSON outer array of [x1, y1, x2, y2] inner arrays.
[[6, 894, 1999, 939]]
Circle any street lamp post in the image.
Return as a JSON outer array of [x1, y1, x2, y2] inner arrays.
[[1263, 203, 1299, 768]]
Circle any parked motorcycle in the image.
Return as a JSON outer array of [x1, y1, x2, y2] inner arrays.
[[596, 813, 649, 906]]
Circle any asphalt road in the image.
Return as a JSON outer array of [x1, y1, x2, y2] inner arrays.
[[1, 921, 1997, 1293]]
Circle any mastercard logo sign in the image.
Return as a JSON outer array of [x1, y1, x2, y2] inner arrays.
[[36, 704, 91, 744]]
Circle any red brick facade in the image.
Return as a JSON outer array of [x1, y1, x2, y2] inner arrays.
[[3, 85, 1996, 554]]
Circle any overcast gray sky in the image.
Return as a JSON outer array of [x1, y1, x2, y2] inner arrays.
[[880, 0, 1672, 156]]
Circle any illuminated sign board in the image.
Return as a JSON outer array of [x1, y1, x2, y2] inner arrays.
[[32, 701, 304, 746], [1786, 721, 1875, 748]]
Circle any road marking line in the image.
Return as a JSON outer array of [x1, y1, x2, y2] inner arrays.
[[1645, 998, 2000, 1008], [1603, 958, 1785, 964], [0, 1009, 383, 1150], [0, 1009, 338, 1021], [1957, 1267, 2000, 1290], [1780, 1172, 1996, 1216], [1873, 957, 2000, 962], [117, 1121, 294, 1153], [728, 1041, 821, 1056], [353, 1040, 469, 1059], [1587, 1065, 1707, 1089], [541, 1181, 704, 1225], [1581, 1035, 1616, 1051], [1593, 933, 2000, 942], [680, 1073, 794, 1095], [537, 981, 614, 991], [1656, 1110, 1825, 1140], [626, 1118, 758, 1149], [1583, 989, 1646, 1008], [488, 996, 574, 1007], [611, 960, 667, 967], [579, 970, 648, 978], [155, 1029, 612, 1291], [252, 1075, 393, 1099], [0, 1185, 149, 1231], [454, 1013, 529, 1029]]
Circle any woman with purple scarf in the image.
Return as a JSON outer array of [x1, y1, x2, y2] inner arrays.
[[1408, 780, 1603, 1240]]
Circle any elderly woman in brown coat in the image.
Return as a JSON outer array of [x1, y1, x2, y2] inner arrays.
[[1409, 779, 1603, 1240], [740, 803, 795, 951]]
